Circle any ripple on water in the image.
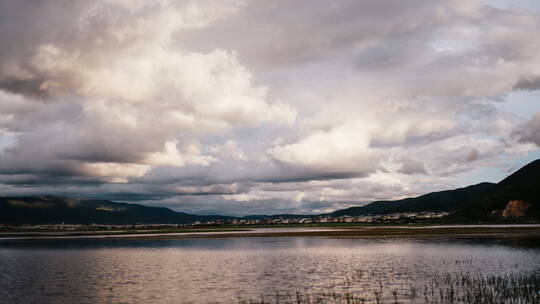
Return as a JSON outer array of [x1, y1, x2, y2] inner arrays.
[[0, 236, 539, 304]]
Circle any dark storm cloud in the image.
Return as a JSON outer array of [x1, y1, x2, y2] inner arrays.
[[514, 76, 540, 91], [0, 77, 52, 99], [515, 113, 540, 146], [398, 159, 428, 175]]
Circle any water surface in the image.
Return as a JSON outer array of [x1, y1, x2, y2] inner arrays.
[[1, 235, 539, 303]]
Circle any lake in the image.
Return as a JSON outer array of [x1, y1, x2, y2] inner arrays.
[[1, 234, 539, 303]]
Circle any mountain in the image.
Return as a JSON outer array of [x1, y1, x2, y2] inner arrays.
[[0, 197, 233, 225], [331, 159, 540, 221], [449, 159, 540, 221], [329, 182, 495, 217]]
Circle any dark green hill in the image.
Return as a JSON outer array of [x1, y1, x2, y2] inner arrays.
[[331, 159, 540, 221], [0, 197, 232, 225], [450, 159, 540, 221], [329, 182, 495, 217]]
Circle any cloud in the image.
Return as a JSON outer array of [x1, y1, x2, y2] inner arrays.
[[269, 121, 379, 178], [0, 0, 295, 181], [182, 0, 482, 71], [209, 140, 248, 161], [0, 0, 540, 215], [398, 159, 428, 175], [514, 75, 540, 91], [515, 112, 540, 146]]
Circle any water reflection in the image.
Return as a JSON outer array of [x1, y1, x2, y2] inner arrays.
[[1, 236, 539, 303]]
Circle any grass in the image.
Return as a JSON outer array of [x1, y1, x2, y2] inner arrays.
[[237, 270, 540, 304]]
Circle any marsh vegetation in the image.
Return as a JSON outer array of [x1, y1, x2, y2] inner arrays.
[[238, 266, 540, 304]]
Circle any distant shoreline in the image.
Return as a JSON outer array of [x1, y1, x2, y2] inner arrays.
[[1, 224, 540, 242]]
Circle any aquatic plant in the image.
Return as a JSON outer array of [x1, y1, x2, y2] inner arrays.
[[237, 269, 540, 304]]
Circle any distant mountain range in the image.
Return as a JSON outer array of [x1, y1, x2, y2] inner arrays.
[[328, 182, 495, 217], [0, 197, 233, 225], [332, 159, 539, 221], [1, 159, 539, 225]]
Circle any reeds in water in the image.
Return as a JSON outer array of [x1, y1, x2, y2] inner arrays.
[[237, 270, 540, 304]]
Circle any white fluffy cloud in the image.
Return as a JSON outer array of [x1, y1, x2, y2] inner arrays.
[[269, 120, 378, 177], [0, 0, 295, 180]]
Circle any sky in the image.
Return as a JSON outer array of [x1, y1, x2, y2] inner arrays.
[[1, 0, 540, 216]]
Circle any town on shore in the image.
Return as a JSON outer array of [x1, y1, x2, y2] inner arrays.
[[1, 211, 450, 231]]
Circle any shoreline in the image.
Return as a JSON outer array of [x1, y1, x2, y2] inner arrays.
[[1, 225, 540, 242]]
